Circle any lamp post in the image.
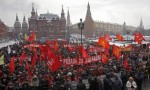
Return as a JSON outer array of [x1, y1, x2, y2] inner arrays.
[[78, 19, 84, 45]]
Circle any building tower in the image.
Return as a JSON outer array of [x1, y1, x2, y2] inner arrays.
[[139, 18, 144, 31], [22, 16, 28, 34], [0, 19, 7, 38], [67, 8, 71, 26], [60, 5, 66, 38], [14, 14, 21, 34], [122, 21, 126, 35], [84, 2, 94, 38], [66, 8, 72, 40], [28, 3, 38, 32]]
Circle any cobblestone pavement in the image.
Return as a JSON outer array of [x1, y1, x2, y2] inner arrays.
[[142, 80, 150, 90]]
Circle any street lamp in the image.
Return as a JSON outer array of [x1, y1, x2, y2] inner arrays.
[[78, 19, 84, 45]]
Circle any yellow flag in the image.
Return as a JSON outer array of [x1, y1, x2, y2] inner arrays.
[[0, 55, 4, 65], [34, 34, 36, 41], [24, 34, 28, 41]]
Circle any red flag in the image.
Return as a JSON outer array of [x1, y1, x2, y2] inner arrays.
[[134, 33, 142, 44], [47, 57, 61, 72], [45, 40, 51, 46], [54, 40, 59, 51], [19, 52, 25, 65], [28, 32, 36, 42], [79, 45, 89, 58], [104, 49, 109, 55], [67, 45, 73, 51], [101, 53, 109, 64], [113, 45, 121, 59], [47, 48, 55, 60], [9, 57, 15, 74], [98, 37, 110, 49], [39, 45, 47, 60], [31, 49, 38, 67], [116, 34, 123, 41], [40, 52, 47, 61], [26, 60, 31, 76], [104, 33, 112, 41], [139, 33, 146, 41], [124, 58, 129, 69]]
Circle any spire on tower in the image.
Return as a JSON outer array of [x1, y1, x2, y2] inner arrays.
[[123, 21, 126, 26], [139, 18, 144, 30], [140, 18, 143, 27], [36, 9, 38, 18], [67, 7, 71, 26], [23, 15, 26, 22], [31, 3, 36, 18], [16, 13, 19, 21], [85, 2, 92, 20], [32, 3, 35, 12], [61, 5, 65, 19], [61, 5, 64, 13]]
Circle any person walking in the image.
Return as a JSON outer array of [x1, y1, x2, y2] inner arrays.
[[126, 77, 137, 90]]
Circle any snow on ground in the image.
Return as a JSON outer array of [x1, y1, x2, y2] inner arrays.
[[0, 40, 18, 49]]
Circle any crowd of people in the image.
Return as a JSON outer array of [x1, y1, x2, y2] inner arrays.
[[0, 41, 150, 90]]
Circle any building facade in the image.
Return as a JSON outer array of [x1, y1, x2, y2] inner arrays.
[[28, 4, 66, 39], [71, 3, 137, 38], [0, 19, 7, 38], [13, 4, 66, 40]]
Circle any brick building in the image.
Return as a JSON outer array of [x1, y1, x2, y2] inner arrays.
[[13, 4, 66, 40], [71, 2, 137, 38], [0, 19, 8, 39], [28, 4, 66, 39]]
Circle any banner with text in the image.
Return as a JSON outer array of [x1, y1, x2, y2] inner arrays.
[[63, 55, 101, 66]]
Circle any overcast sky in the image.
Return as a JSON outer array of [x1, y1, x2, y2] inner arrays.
[[0, 0, 150, 29]]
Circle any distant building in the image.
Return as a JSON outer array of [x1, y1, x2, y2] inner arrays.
[[0, 19, 8, 38], [84, 2, 94, 38], [28, 4, 66, 39], [12, 4, 66, 40], [71, 2, 137, 38]]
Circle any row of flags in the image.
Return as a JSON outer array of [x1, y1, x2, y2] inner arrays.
[[0, 32, 146, 75], [24, 32, 36, 42]]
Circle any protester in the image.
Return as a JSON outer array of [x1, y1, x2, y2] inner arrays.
[[126, 77, 137, 90], [76, 78, 86, 90], [0, 38, 149, 90]]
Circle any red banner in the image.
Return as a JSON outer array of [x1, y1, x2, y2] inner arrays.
[[119, 44, 132, 52], [63, 55, 101, 66]]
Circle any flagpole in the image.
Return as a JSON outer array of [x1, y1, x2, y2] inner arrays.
[[78, 19, 84, 45]]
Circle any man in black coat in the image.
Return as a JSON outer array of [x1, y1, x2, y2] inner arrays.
[[103, 74, 113, 90], [76, 78, 86, 90]]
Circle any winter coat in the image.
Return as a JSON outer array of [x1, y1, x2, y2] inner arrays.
[[126, 81, 137, 90], [76, 82, 86, 90]]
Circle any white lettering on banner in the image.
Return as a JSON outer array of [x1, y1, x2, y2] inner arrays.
[[63, 58, 78, 65], [63, 55, 101, 65], [78, 58, 84, 64], [47, 59, 54, 66]]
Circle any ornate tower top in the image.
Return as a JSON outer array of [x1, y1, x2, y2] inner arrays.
[[140, 18, 144, 29], [22, 16, 28, 29], [123, 21, 126, 26], [16, 13, 19, 22], [85, 2, 92, 20], [36, 9, 38, 18], [32, 3, 35, 12], [14, 14, 21, 28], [31, 3, 36, 18], [61, 5, 65, 19], [67, 8, 71, 26]]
